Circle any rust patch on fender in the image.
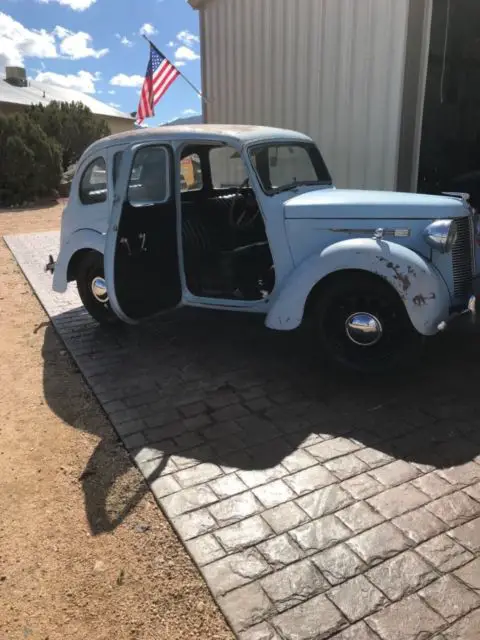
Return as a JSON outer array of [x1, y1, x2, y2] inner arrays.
[[413, 293, 436, 306], [386, 262, 411, 293]]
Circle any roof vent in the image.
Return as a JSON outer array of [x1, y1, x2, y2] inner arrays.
[[5, 66, 27, 88]]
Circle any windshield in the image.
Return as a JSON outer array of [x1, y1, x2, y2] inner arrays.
[[249, 142, 332, 194]]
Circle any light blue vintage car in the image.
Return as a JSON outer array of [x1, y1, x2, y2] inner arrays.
[[47, 124, 480, 372]]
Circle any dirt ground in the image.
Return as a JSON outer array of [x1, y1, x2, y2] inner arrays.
[[0, 202, 233, 640]]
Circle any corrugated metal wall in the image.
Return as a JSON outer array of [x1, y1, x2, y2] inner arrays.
[[200, 0, 410, 190]]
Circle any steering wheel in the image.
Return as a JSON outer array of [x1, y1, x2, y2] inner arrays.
[[228, 177, 260, 230]]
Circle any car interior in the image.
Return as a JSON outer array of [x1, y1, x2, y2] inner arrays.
[[111, 143, 275, 320], [180, 144, 275, 300]]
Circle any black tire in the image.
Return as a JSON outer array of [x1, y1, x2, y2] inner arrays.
[[76, 251, 120, 326], [313, 272, 422, 373]]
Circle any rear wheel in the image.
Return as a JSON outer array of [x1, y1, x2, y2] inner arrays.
[[76, 251, 120, 326], [313, 272, 422, 373]]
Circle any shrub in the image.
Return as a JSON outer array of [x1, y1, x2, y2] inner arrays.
[[0, 100, 110, 206], [26, 101, 110, 170], [0, 112, 62, 206]]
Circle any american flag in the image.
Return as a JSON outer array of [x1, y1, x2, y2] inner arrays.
[[136, 44, 180, 125]]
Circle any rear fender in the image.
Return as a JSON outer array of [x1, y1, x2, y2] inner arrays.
[[52, 229, 105, 292], [266, 238, 451, 336]]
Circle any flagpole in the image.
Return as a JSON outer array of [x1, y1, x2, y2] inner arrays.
[[142, 35, 208, 104]]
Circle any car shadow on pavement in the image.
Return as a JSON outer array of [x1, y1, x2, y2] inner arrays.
[[41, 321, 154, 534], [42, 305, 480, 535]]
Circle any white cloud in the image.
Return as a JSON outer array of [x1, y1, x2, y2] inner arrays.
[[35, 70, 101, 94], [166, 30, 200, 66], [109, 102, 121, 108], [182, 109, 200, 116], [110, 73, 144, 88], [53, 27, 108, 59], [52, 25, 69, 39], [174, 45, 200, 62], [0, 13, 108, 67], [108, 89, 116, 95], [116, 33, 133, 48], [139, 23, 157, 37], [176, 30, 200, 47], [0, 11, 57, 66], [38, 0, 97, 10]]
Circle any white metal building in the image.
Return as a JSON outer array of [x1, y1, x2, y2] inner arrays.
[[190, 0, 480, 200]]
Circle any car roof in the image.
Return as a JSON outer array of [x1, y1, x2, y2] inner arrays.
[[84, 124, 313, 156]]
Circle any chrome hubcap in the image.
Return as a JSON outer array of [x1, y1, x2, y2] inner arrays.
[[91, 276, 108, 303], [345, 312, 383, 347]]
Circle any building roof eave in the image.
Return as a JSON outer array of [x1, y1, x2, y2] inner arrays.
[[188, 0, 210, 9], [0, 76, 134, 121]]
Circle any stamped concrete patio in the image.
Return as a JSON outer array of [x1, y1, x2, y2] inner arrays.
[[5, 230, 480, 640]]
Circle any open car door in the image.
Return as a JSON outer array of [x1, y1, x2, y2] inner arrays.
[[105, 143, 182, 323]]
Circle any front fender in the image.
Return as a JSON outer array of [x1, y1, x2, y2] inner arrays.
[[52, 229, 106, 293], [266, 238, 451, 336]]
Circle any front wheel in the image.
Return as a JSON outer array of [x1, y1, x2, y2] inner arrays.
[[76, 251, 120, 326], [313, 273, 422, 373]]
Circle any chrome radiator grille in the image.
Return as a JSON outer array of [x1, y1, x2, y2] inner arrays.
[[452, 216, 474, 297]]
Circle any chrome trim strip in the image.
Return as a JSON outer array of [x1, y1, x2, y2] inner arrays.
[[322, 228, 411, 238]]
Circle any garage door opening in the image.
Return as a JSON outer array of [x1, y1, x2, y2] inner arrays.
[[418, 0, 480, 208]]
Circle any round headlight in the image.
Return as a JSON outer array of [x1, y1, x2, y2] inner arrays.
[[423, 219, 458, 254]]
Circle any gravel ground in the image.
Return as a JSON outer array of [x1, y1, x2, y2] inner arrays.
[[0, 202, 233, 640]]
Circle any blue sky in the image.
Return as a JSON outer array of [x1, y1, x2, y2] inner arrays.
[[1, 0, 202, 125]]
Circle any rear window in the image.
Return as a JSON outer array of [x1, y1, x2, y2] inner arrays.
[[79, 157, 107, 205]]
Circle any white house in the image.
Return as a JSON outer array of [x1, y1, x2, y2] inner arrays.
[[0, 66, 134, 134]]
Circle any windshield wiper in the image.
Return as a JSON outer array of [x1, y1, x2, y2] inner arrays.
[[272, 180, 329, 194]]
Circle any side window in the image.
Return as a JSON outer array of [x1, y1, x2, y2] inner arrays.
[[79, 157, 107, 205], [128, 146, 170, 207], [180, 153, 203, 192], [209, 146, 248, 189]]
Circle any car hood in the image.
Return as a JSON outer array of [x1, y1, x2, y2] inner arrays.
[[283, 187, 468, 220]]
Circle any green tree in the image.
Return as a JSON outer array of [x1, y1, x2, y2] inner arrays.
[[0, 113, 62, 206], [26, 101, 110, 170]]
